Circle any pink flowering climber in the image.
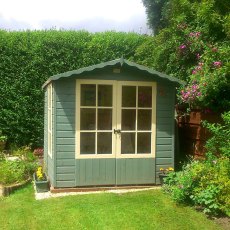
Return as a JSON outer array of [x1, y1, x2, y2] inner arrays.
[[213, 61, 222, 68], [179, 44, 186, 49]]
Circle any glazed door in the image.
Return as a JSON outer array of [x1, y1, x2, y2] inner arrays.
[[76, 80, 116, 158], [116, 82, 155, 156], [115, 82, 156, 185], [76, 80, 156, 186]]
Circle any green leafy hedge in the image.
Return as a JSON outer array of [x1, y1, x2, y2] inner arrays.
[[0, 30, 147, 147]]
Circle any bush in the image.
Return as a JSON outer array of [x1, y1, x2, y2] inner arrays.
[[164, 157, 230, 216], [0, 146, 37, 185], [0, 160, 37, 185], [203, 111, 230, 158]]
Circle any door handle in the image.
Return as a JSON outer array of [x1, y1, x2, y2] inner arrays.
[[114, 129, 121, 134]]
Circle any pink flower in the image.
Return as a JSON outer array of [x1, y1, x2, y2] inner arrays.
[[196, 53, 201, 59], [192, 70, 197, 74], [179, 44, 186, 49], [213, 61, 222, 67], [189, 32, 201, 37]]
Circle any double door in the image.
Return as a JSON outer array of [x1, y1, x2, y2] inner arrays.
[[76, 80, 156, 185]]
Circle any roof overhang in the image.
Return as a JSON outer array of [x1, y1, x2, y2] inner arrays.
[[42, 57, 184, 89]]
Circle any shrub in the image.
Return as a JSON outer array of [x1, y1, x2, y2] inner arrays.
[[0, 146, 37, 185], [203, 111, 230, 158], [164, 157, 230, 216], [0, 30, 147, 147], [0, 160, 37, 185]]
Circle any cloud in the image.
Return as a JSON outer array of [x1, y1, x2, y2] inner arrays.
[[0, 0, 149, 33], [40, 15, 149, 33], [0, 15, 149, 34], [0, 15, 33, 30]]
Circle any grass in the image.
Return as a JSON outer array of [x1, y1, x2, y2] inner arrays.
[[0, 183, 223, 230]]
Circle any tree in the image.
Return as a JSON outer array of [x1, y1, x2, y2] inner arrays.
[[142, 0, 169, 34], [139, 0, 230, 111]]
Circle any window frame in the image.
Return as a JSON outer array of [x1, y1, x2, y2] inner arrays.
[[47, 83, 53, 158]]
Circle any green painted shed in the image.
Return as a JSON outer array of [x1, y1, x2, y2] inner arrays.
[[42, 58, 182, 188]]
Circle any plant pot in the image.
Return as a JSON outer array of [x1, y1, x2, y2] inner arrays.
[[33, 173, 49, 193], [159, 174, 168, 185]]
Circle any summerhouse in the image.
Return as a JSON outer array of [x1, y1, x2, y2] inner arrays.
[[42, 58, 182, 188]]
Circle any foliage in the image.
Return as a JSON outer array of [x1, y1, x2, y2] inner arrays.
[[0, 159, 37, 185], [0, 30, 147, 147], [164, 157, 230, 216], [0, 130, 7, 142], [142, 0, 169, 34], [0, 146, 37, 185], [33, 147, 44, 157], [140, 0, 230, 111], [203, 111, 230, 158]]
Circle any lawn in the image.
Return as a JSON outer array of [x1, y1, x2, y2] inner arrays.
[[0, 184, 223, 230]]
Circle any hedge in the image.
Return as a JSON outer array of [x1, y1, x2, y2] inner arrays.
[[0, 30, 147, 147]]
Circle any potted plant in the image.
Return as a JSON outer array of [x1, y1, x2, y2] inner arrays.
[[0, 131, 7, 151], [33, 166, 49, 193], [159, 167, 174, 185], [33, 148, 44, 158]]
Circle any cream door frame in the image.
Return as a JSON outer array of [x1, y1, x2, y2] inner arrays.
[[75, 80, 156, 159], [116, 81, 156, 158], [76, 79, 117, 159]]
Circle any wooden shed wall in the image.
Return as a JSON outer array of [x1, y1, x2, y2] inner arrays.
[[156, 84, 175, 184], [44, 89, 55, 186], [55, 79, 76, 187]]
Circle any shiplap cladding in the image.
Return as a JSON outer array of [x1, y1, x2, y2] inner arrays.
[[156, 84, 175, 183], [54, 79, 76, 187]]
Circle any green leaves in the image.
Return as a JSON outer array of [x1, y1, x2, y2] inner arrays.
[[0, 30, 147, 147], [163, 157, 230, 216]]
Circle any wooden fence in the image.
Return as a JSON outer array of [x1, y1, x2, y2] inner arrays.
[[176, 109, 221, 158]]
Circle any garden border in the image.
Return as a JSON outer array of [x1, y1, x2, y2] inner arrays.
[[0, 178, 31, 197]]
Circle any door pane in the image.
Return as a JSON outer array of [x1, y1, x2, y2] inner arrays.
[[137, 133, 151, 153], [80, 133, 95, 154], [121, 133, 135, 154], [80, 108, 96, 130], [138, 86, 152, 107], [97, 132, 112, 154], [98, 109, 112, 130], [98, 85, 112, 107], [138, 110, 152, 130], [122, 109, 136, 130], [81, 84, 96, 106], [122, 86, 136, 107]]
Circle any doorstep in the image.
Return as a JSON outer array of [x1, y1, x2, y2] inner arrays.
[[50, 185, 160, 193], [34, 185, 161, 200]]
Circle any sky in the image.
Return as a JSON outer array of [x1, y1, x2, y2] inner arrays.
[[0, 0, 149, 33]]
